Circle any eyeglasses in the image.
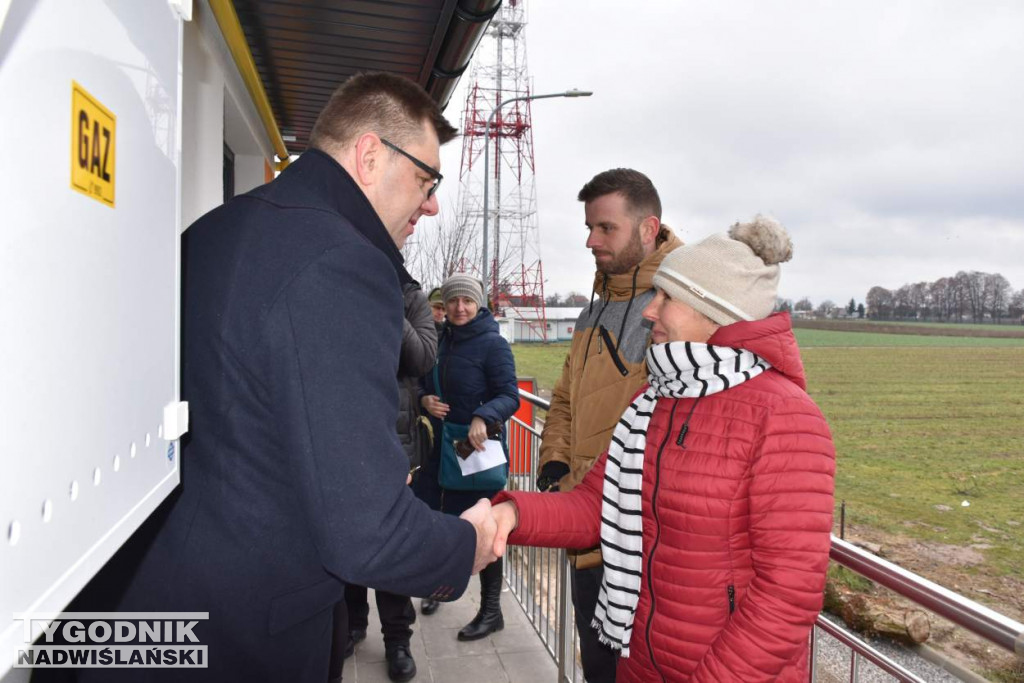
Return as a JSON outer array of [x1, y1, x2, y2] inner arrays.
[[380, 137, 443, 198]]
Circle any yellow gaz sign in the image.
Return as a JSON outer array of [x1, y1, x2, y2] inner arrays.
[[70, 81, 116, 207]]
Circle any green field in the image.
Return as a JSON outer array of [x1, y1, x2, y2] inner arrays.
[[512, 329, 1024, 578], [793, 328, 1024, 347], [510, 342, 570, 397], [803, 344, 1024, 576], [835, 319, 1024, 332], [513, 328, 1024, 392]]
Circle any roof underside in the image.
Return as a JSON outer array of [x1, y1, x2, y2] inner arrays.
[[235, 0, 499, 154]]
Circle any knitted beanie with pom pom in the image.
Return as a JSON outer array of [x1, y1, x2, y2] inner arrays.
[[652, 215, 793, 325]]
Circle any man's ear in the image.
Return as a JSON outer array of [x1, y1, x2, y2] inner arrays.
[[640, 215, 661, 247], [352, 132, 383, 188]]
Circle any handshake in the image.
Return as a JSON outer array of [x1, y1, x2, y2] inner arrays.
[[458, 499, 518, 574]]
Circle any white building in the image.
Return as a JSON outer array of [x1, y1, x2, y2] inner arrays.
[[498, 307, 584, 343]]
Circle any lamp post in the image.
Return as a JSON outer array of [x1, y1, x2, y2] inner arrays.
[[481, 89, 593, 304]]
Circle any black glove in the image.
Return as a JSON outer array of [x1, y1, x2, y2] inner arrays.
[[536, 461, 570, 492]]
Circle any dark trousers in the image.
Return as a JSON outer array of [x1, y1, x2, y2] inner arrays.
[[344, 584, 416, 646], [571, 564, 620, 683]]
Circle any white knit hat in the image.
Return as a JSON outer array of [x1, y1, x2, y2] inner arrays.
[[652, 215, 793, 325], [441, 273, 485, 308]]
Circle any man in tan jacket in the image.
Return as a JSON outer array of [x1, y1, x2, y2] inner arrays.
[[537, 168, 681, 682]]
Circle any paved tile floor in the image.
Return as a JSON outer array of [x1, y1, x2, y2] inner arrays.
[[343, 582, 558, 683]]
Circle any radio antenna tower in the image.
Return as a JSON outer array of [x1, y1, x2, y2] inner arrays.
[[457, 0, 547, 340]]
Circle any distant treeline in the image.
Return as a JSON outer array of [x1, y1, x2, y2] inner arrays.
[[866, 271, 1023, 323]]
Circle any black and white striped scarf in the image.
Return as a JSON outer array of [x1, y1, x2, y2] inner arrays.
[[592, 341, 771, 656]]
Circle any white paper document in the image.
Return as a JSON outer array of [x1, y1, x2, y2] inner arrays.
[[457, 438, 507, 476]]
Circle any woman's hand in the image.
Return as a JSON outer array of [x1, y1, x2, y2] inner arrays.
[[491, 501, 519, 557], [468, 416, 488, 451], [421, 395, 450, 419]]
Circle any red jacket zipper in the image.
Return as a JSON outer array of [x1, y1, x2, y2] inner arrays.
[[643, 401, 681, 683]]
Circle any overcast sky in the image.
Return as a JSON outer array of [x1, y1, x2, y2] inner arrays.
[[414, 0, 1024, 306]]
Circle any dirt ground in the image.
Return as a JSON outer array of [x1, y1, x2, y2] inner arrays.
[[842, 524, 1023, 679]]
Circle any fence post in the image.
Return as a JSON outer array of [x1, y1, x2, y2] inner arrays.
[[556, 550, 570, 682]]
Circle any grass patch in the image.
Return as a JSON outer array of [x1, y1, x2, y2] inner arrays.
[[828, 564, 874, 592], [847, 319, 1024, 332], [512, 342, 570, 398], [794, 319, 1024, 339], [802, 345, 1024, 577], [794, 328, 1024, 347], [982, 662, 1024, 683]]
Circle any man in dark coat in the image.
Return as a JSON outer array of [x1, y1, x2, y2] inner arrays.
[[79, 73, 497, 682], [336, 280, 437, 682]]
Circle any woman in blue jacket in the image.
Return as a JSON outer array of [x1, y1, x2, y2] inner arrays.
[[415, 273, 520, 640]]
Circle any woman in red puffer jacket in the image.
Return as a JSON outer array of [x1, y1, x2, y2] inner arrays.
[[493, 216, 835, 682]]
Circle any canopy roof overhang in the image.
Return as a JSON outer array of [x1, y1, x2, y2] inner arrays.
[[225, 0, 500, 160]]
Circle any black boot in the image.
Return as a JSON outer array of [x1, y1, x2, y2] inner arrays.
[[385, 643, 417, 682], [420, 598, 440, 615], [457, 559, 504, 641]]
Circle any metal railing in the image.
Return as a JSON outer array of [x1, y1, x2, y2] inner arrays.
[[504, 398, 582, 682], [504, 389, 1024, 682]]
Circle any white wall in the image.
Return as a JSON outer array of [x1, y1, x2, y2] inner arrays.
[[180, 1, 275, 232], [234, 153, 267, 193], [180, 15, 224, 231]]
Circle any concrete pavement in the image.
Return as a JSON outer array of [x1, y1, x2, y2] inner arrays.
[[343, 581, 558, 683]]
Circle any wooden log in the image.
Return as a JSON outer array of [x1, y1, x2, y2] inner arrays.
[[835, 592, 931, 645]]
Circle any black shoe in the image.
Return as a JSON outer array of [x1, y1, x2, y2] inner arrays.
[[343, 627, 365, 660], [385, 643, 417, 682], [420, 598, 440, 615], [457, 608, 504, 641], [457, 559, 504, 641]]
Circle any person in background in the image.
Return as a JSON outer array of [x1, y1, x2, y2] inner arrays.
[[428, 286, 445, 334], [333, 279, 438, 682], [491, 217, 836, 682], [535, 168, 681, 681], [414, 274, 520, 640]]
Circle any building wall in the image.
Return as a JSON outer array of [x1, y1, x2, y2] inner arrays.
[[505, 316, 577, 343], [180, 3, 274, 233], [180, 17, 224, 231]]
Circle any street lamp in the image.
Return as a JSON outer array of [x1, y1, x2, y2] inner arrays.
[[482, 89, 593, 304]]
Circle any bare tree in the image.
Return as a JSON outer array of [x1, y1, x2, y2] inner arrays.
[[866, 286, 893, 319], [815, 299, 836, 318], [945, 276, 964, 321], [893, 285, 912, 319], [871, 271, 1018, 324], [930, 278, 952, 321], [403, 200, 480, 289], [987, 274, 1012, 322], [794, 297, 813, 312], [958, 271, 985, 322], [1009, 289, 1024, 322], [908, 282, 929, 320]]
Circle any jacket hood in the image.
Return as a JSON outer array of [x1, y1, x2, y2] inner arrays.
[[444, 308, 498, 343], [591, 224, 683, 301], [709, 312, 807, 390]]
